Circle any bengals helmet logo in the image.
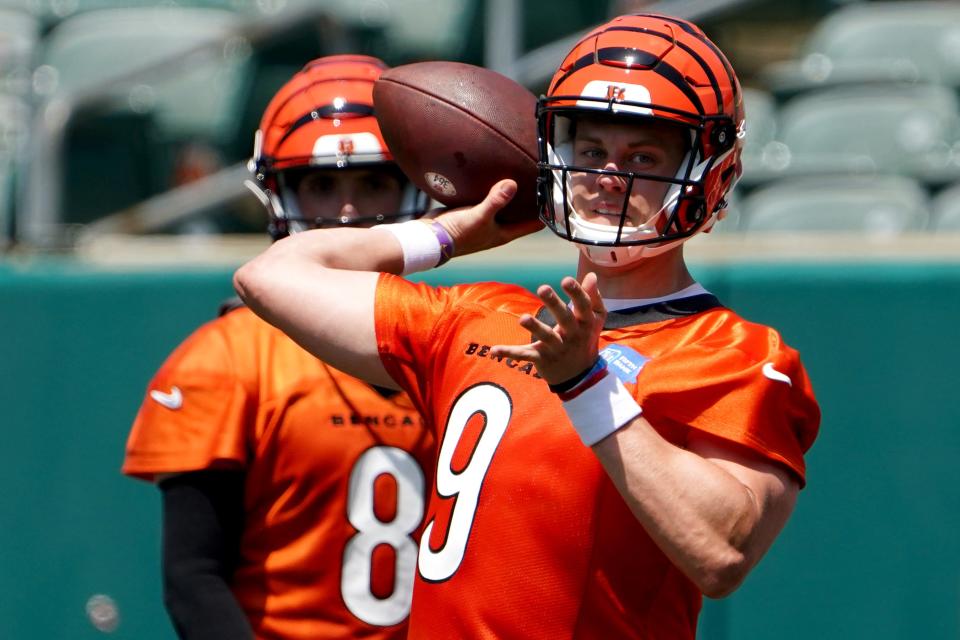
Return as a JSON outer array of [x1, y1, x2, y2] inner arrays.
[[605, 85, 626, 102], [337, 137, 355, 157]]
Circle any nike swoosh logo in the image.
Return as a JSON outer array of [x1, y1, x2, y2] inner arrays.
[[762, 363, 792, 386], [150, 386, 183, 410]]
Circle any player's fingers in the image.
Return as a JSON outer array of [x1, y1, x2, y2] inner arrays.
[[580, 272, 606, 315], [561, 276, 594, 322], [489, 343, 542, 363], [477, 179, 517, 220], [519, 313, 562, 347], [537, 284, 573, 330]]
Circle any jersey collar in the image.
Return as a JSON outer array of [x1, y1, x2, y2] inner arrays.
[[534, 285, 723, 330], [599, 293, 724, 328]]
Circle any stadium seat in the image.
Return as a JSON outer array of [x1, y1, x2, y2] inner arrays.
[[930, 182, 960, 231], [61, 108, 170, 227], [761, 1, 960, 98], [739, 87, 786, 188], [741, 88, 777, 163], [0, 8, 38, 98], [774, 84, 960, 185], [0, 93, 29, 159], [24, 6, 257, 234], [39, 7, 251, 146], [739, 175, 931, 235], [232, 0, 476, 63]]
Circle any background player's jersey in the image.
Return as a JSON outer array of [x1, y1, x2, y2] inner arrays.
[[124, 306, 434, 640], [374, 275, 820, 640]]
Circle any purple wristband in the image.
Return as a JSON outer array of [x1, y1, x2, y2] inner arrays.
[[430, 221, 455, 266]]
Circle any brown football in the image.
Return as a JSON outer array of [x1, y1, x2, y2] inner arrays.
[[373, 61, 540, 223]]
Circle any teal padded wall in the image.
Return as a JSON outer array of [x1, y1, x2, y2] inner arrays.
[[705, 264, 960, 640], [0, 259, 957, 639]]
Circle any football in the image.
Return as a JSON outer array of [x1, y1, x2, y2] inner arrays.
[[373, 61, 540, 223]]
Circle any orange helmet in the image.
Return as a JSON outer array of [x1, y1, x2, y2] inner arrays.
[[248, 54, 427, 238], [537, 14, 744, 265]]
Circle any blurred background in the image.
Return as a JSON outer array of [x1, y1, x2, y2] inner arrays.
[[0, 0, 958, 638]]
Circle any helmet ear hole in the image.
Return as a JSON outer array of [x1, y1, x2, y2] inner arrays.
[[685, 202, 705, 225], [710, 123, 735, 152]]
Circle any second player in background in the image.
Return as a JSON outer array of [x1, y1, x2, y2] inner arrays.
[[123, 55, 434, 640]]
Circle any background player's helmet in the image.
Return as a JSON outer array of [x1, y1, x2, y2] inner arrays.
[[537, 14, 744, 266], [248, 54, 428, 239]]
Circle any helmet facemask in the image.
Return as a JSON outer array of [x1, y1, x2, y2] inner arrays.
[[538, 97, 736, 267], [249, 137, 430, 240], [248, 160, 429, 239]]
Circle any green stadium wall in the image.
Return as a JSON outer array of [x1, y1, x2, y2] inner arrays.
[[1, 258, 957, 639]]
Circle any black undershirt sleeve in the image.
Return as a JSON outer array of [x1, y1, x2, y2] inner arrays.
[[159, 470, 254, 640]]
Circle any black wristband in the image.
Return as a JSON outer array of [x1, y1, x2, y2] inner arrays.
[[547, 355, 605, 394]]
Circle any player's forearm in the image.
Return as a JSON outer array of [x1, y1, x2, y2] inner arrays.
[[236, 226, 404, 291], [161, 471, 254, 639], [591, 417, 761, 598], [164, 573, 254, 640]]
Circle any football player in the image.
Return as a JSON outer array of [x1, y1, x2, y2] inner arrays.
[[234, 16, 820, 639], [124, 55, 434, 640]]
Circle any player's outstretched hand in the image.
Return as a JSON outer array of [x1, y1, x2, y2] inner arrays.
[[490, 273, 606, 386], [433, 179, 544, 258]]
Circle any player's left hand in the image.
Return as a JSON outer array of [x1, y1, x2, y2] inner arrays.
[[490, 273, 606, 386]]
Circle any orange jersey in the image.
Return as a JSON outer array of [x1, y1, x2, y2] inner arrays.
[[374, 275, 820, 640], [123, 305, 434, 640]]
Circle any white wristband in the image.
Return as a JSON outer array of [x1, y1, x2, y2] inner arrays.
[[381, 221, 442, 275], [562, 373, 643, 446]]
